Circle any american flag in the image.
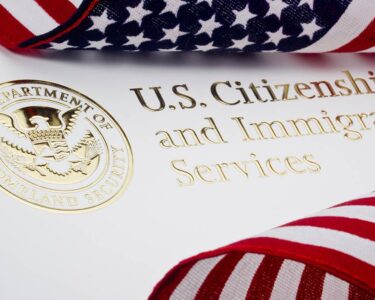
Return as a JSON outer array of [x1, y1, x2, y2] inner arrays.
[[149, 192, 375, 299], [1, 1, 374, 299], [0, 0, 373, 52]]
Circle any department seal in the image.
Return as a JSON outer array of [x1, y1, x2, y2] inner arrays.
[[0, 80, 133, 212]]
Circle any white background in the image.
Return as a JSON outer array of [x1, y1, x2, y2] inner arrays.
[[0, 50, 374, 300]]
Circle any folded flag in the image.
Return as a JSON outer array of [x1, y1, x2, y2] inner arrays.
[[149, 192, 375, 299], [0, 0, 374, 52]]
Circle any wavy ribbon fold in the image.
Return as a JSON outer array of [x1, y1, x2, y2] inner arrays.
[[149, 193, 375, 299], [0, 0, 373, 52]]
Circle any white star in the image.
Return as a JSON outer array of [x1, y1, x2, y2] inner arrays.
[[126, 3, 152, 25], [162, 25, 186, 43], [230, 35, 253, 50], [262, 48, 278, 52], [88, 9, 115, 33], [233, 4, 256, 27], [125, 32, 151, 47], [195, 42, 217, 51], [196, 0, 214, 6], [161, 0, 185, 15], [266, 27, 288, 45], [299, 0, 314, 9], [266, 0, 289, 19], [159, 45, 180, 52], [196, 15, 221, 37], [85, 38, 112, 49], [300, 18, 322, 40], [50, 40, 75, 50]]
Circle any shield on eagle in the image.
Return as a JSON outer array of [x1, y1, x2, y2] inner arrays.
[[0, 106, 102, 176]]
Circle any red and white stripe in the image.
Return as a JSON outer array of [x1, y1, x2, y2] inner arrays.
[[297, 1, 375, 53], [362, 47, 375, 53], [0, 0, 373, 52], [219, 254, 264, 299], [149, 195, 375, 299], [150, 254, 374, 299], [321, 274, 349, 299], [0, 0, 84, 48]]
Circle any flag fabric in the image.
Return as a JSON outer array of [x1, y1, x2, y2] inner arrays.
[[149, 192, 375, 299], [0, 0, 374, 52], [1, 1, 375, 299]]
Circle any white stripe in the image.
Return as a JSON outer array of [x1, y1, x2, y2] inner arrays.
[[269, 260, 305, 300], [68, 0, 84, 8], [171, 255, 225, 300], [321, 274, 349, 300], [352, 192, 375, 198], [314, 205, 375, 224], [298, 1, 375, 52], [362, 191, 375, 197], [0, 0, 59, 35], [258, 226, 375, 266], [361, 47, 375, 53], [219, 254, 264, 300]]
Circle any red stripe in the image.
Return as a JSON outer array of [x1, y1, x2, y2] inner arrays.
[[195, 253, 244, 300], [296, 264, 325, 300], [349, 284, 375, 300], [228, 238, 375, 294], [334, 18, 375, 52], [246, 255, 283, 299], [25, 0, 99, 49], [34, 0, 77, 24], [150, 237, 375, 297], [149, 239, 375, 299], [284, 216, 375, 241], [148, 261, 196, 300], [333, 196, 375, 208], [0, 5, 34, 48]]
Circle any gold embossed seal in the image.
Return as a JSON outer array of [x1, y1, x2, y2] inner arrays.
[[0, 80, 133, 212]]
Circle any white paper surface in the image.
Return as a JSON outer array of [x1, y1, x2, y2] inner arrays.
[[0, 50, 374, 300]]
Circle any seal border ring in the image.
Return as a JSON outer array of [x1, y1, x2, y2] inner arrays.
[[0, 79, 134, 213]]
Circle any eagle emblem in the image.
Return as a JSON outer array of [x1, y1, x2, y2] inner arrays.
[[0, 106, 102, 177]]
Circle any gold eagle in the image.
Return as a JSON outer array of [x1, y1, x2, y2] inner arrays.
[[0, 106, 101, 176]]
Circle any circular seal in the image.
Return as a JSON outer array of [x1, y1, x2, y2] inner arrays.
[[0, 80, 133, 212]]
